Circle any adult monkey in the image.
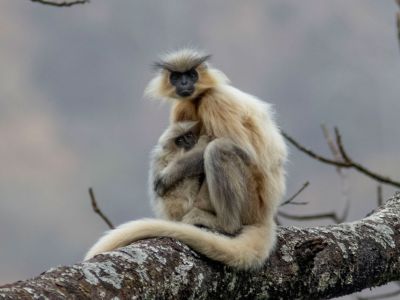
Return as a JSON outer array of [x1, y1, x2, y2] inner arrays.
[[85, 49, 287, 270], [147, 49, 287, 235]]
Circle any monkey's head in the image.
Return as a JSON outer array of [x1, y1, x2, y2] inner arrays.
[[145, 49, 229, 101], [159, 121, 201, 152]]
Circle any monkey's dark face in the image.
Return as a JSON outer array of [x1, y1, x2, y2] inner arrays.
[[174, 131, 197, 151], [169, 69, 198, 98]]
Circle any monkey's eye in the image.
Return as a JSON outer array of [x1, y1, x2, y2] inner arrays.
[[187, 69, 198, 81], [185, 132, 195, 140], [170, 72, 181, 85], [174, 136, 185, 146]]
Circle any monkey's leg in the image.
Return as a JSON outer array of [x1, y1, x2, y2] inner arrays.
[[181, 182, 221, 230], [204, 138, 252, 234]]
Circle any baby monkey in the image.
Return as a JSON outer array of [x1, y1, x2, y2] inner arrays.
[[152, 119, 262, 235], [150, 121, 214, 223]]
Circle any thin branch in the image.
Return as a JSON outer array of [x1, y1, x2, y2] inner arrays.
[[282, 129, 400, 188], [89, 187, 115, 229], [334, 127, 400, 188], [396, 0, 400, 51], [30, 0, 89, 7], [280, 181, 310, 206], [321, 124, 342, 169], [279, 189, 350, 224], [321, 124, 350, 220], [397, 12, 400, 51], [377, 185, 383, 206], [281, 130, 350, 167]]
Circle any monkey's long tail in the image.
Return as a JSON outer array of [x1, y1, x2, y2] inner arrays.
[[84, 218, 276, 270]]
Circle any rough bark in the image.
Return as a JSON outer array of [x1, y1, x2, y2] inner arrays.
[[1, 193, 400, 300]]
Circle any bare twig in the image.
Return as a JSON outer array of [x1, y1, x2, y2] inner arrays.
[[279, 188, 350, 224], [377, 185, 383, 206], [30, 0, 89, 7], [281, 130, 350, 167], [397, 11, 400, 50], [396, 0, 400, 50], [280, 181, 310, 206], [321, 124, 350, 220], [334, 127, 400, 188], [281, 129, 400, 188], [321, 124, 341, 167], [89, 187, 115, 229]]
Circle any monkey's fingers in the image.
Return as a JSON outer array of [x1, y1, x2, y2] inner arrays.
[[154, 176, 167, 197]]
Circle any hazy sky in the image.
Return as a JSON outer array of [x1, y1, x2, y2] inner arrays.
[[0, 1, 399, 298]]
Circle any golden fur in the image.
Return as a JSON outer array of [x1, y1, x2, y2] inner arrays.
[[85, 49, 287, 269], [149, 121, 213, 221]]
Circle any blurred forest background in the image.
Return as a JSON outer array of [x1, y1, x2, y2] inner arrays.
[[0, 1, 399, 298]]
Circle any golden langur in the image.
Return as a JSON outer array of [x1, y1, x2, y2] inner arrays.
[[85, 49, 287, 270]]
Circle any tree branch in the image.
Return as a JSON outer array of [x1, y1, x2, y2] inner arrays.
[[396, 0, 400, 50], [1, 193, 400, 299], [282, 129, 400, 188], [30, 0, 89, 7], [280, 181, 310, 206], [281, 130, 350, 167], [89, 188, 115, 229]]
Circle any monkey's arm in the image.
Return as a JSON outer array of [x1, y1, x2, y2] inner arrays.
[[154, 148, 205, 197]]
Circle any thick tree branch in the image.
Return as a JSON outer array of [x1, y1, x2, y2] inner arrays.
[[1, 193, 399, 299], [30, 0, 89, 7]]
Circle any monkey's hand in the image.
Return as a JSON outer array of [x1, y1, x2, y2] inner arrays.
[[153, 167, 183, 197], [153, 174, 170, 197], [155, 149, 206, 197]]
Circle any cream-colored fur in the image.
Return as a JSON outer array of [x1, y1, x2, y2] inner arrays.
[[85, 49, 287, 270], [149, 122, 212, 221], [84, 219, 276, 270]]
